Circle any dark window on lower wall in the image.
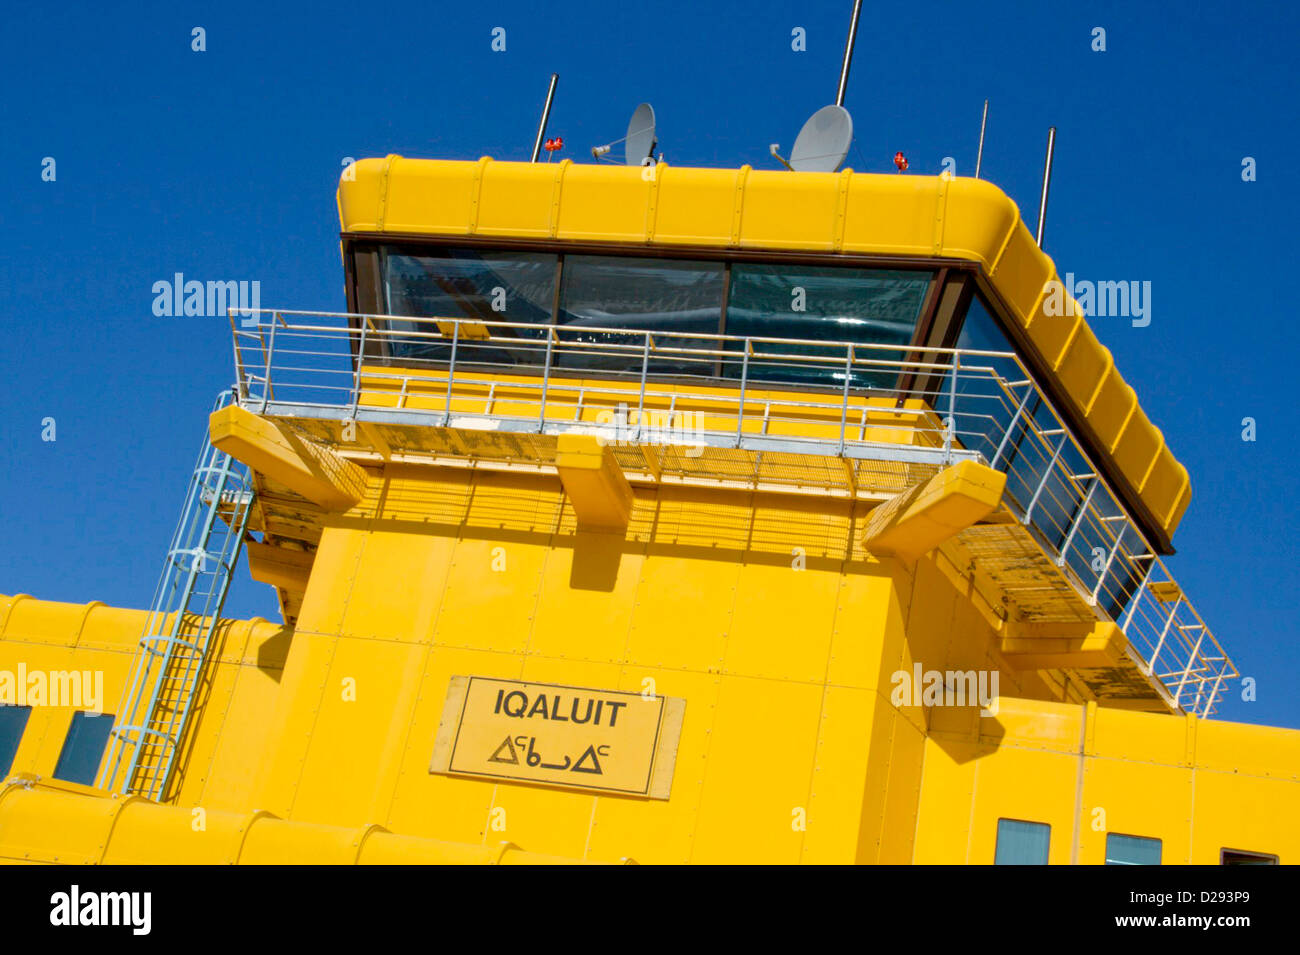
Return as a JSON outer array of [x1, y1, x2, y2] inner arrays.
[[52, 711, 115, 787], [994, 818, 1051, 864], [380, 246, 558, 365], [723, 265, 933, 389], [555, 255, 725, 376], [1221, 848, 1278, 865], [1106, 833, 1162, 865], [0, 704, 33, 776]]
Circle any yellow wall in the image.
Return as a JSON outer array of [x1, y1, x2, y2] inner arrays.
[[3, 466, 1297, 863]]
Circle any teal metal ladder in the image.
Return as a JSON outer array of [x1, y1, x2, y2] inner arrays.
[[97, 391, 255, 800]]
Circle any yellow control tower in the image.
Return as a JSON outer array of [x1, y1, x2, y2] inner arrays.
[[0, 155, 1296, 865]]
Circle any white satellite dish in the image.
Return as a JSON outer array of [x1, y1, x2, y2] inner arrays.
[[625, 103, 657, 166], [771, 105, 853, 172], [592, 103, 659, 165]]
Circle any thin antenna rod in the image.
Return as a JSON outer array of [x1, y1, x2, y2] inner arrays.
[[1036, 126, 1056, 247], [530, 73, 559, 163], [835, 0, 863, 107], [975, 99, 989, 179]]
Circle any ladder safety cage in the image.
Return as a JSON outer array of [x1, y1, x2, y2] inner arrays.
[[97, 390, 255, 800]]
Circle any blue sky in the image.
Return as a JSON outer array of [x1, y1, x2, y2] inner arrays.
[[0, 1, 1295, 728]]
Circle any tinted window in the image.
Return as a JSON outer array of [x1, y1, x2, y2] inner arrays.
[[0, 704, 32, 776], [1106, 833, 1162, 865], [381, 247, 557, 363], [724, 265, 932, 388], [995, 818, 1050, 865], [556, 255, 724, 375], [52, 711, 115, 786]]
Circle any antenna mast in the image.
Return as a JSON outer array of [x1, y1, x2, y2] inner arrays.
[[530, 73, 559, 163], [975, 99, 989, 179], [1035, 126, 1056, 247], [835, 0, 863, 107]]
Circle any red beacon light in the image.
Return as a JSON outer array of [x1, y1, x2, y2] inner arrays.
[[544, 137, 564, 152], [893, 151, 908, 172]]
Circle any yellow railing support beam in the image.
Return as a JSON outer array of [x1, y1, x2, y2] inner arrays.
[[555, 433, 633, 532], [862, 460, 1006, 561], [210, 405, 366, 511]]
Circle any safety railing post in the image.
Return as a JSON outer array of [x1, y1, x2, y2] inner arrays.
[[943, 353, 960, 463], [260, 315, 278, 413], [992, 386, 1033, 470], [1023, 432, 1067, 526], [736, 339, 751, 448], [538, 328, 554, 433], [444, 321, 460, 425], [636, 332, 651, 443], [839, 345, 853, 455], [351, 316, 369, 421]]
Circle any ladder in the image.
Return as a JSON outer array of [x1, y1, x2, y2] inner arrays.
[[97, 391, 255, 800]]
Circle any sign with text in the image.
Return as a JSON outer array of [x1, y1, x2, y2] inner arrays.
[[430, 676, 684, 799]]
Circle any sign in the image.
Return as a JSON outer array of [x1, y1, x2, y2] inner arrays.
[[430, 676, 684, 799]]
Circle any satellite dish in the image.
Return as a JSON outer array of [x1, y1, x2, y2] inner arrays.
[[786, 105, 853, 172], [625, 103, 657, 166]]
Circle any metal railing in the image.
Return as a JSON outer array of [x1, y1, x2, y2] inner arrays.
[[228, 308, 1235, 715]]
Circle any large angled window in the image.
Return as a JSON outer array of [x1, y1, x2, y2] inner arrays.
[[381, 247, 557, 365], [724, 265, 933, 389], [555, 255, 724, 376]]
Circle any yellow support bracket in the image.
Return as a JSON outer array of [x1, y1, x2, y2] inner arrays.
[[246, 541, 315, 592], [555, 433, 633, 533], [998, 621, 1128, 670], [210, 405, 366, 511], [862, 460, 1006, 561]]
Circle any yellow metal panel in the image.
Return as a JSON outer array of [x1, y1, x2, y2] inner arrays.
[[1086, 370, 1138, 452], [1112, 412, 1162, 494], [624, 550, 736, 673], [1023, 296, 1084, 371], [939, 177, 1022, 271], [380, 155, 478, 235], [653, 166, 746, 246], [1057, 330, 1113, 414], [290, 637, 430, 826], [738, 169, 841, 250], [475, 159, 559, 238], [1195, 716, 1300, 779], [800, 685, 874, 863], [337, 529, 451, 642], [724, 561, 839, 683], [1078, 757, 1193, 864], [1190, 772, 1296, 863], [689, 675, 823, 863], [554, 163, 653, 242], [841, 173, 943, 258], [1142, 445, 1191, 529], [989, 223, 1055, 323], [912, 736, 980, 863]]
